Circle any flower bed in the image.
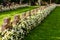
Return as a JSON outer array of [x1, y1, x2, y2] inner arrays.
[[0, 4, 56, 40], [0, 4, 29, 12]]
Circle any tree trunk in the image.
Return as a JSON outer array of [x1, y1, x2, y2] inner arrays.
[[50, 0, 51, 4], [28, 0, 31, 5], [38, 0, 41, 5], [20, 0, 22, 4]]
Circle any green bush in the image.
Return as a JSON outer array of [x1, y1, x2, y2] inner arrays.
[[55, 0, 60, 4]]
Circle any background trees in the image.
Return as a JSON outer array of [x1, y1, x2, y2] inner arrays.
[[42, 0, 60, 4], [0, 0, 3, 4], [0, 0, 60, 5], [55, 0, 60, 4], [0, 0, 39, 5]]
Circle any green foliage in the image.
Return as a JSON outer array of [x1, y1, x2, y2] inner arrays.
[[42, 0, 49, 2], [0, 0, 60, 4], [55, 0, 60, 4], [0, 0, 3, 4]]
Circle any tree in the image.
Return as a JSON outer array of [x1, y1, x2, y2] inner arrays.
[[55, 0, 60, 4], [0, 0, 3, 4]]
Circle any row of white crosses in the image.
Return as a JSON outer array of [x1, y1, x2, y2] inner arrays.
[[0, 4, 29, 12], [0, 4, 56, 40]]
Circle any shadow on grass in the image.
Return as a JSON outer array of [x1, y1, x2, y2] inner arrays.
[[24, 7, 60, 40]]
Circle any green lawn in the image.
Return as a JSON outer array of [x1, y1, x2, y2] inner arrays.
[[0, 6, 38, 26], [24, 7, 60, 40]]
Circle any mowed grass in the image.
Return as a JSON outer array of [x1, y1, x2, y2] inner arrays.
[[24, 7, 60, 40], [0, 6, 38, 26]]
